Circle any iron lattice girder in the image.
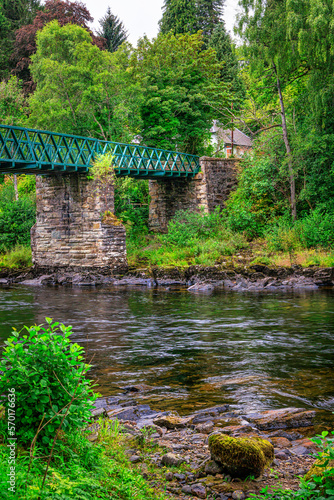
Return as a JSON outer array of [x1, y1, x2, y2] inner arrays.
[[0, 125, 200, 178]]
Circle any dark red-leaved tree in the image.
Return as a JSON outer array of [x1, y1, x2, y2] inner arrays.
[[13, 0, 105, 92]]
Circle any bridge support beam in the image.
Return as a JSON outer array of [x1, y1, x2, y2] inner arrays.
[[149, 157, 239, 232], [31, 173, 127, 272]]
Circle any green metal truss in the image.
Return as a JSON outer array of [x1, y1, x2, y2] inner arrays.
[[0, 125, 200, 178]]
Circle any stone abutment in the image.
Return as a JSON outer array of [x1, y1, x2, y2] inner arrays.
[[31, 173, 127, 272], [149, 157, 239, 232], [31, 158, 239, 271]]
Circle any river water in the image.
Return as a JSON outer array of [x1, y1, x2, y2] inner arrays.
[[0, 285, 333, 416]]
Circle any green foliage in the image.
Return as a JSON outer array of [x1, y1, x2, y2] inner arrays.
[[209, 22, 244, 99], [249, 431, 334, 499], [88, 152, 114, 182], [266, 209, 334, 252], [159, 0, 197, 35], [0, 244, 32, 268], [163, 208, 223, 246], [0, 77, 27, 126], [0, 0, 41, 79], [0, 186, 35, 251], [0, 422, 166, 499], [97, 6, 128, 53], [114, 177, 149, 239], [29, 21, 142, 142], [159, 0, 223, 44], [0, 320, 97, 447], [128, 209, 248, 267], [131, 31, 231, 154]]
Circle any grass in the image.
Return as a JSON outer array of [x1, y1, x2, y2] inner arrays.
[[127, 230, 249, 268], [0, 419, 168, 500], [0, 245, 32, 268]]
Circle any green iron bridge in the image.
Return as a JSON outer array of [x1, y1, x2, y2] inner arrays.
[[0, 124, 200, 178]]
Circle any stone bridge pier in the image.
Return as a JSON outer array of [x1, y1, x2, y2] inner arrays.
[[31, 158, 239, 272], [149, 157, 239, 231], [31, 173, 128, 273]]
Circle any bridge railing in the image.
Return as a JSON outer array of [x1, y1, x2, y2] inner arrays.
[[0, 124, 200, 177]]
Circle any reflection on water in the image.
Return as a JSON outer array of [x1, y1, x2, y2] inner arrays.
[[0, 285, 334, 415]]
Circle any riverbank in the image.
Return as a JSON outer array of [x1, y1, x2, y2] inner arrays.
[[88, 393, 334, 499], [1, 263, 334, 291]]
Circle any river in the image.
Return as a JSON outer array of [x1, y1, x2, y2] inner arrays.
[[0, 285, 333, 416]]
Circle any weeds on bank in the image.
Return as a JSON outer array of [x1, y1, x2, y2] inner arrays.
[[128, 209, 249, 267], [249, 430, 334, 500], [0, 320, 166, 500], [0, 245, 32, 268]]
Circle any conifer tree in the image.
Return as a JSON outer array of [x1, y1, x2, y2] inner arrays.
[[159, 0, 224, 43], [97, 7, 128, 53], [159, 0, 197, 36], [209, 22, 243, 96], [197, 0, 223, 41]]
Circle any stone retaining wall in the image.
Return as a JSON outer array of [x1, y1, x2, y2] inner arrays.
[[31, 173, 127, 272], [149, 157, 239, 232]]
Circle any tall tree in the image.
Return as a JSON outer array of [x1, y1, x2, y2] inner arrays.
[[13, 0, 105, 91], [29, 21, 142, 142], [97, 7, 128, 53], [159, 0, 197, 35], [209, 22, 243, 96], [196, 0, 223, 41], [159, 0, 224, 44], [130, 31, 231, 154], [0, 0, 41, 79], [237, 0, 310, 220]]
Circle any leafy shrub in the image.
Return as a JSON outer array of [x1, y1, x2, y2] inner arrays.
[[297, 208, 334, 248], [250, 430, 334, 499], [265, 220, 301, 253], [0, 245, 32, 268], [163, 208, 223, 246], [0, 197, 36, 251], [0, 319, 97, 447], [114, 178, 149, 239]]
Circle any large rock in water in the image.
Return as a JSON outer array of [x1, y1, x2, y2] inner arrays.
[[208, 434, 274, 479], [246, 408, 316, 431]]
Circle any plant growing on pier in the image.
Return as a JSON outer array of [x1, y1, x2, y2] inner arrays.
[[89, 152, 115, 183], [0, 319, 97, 448]]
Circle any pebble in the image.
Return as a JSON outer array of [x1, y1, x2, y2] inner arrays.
[[180, 484, 191, 494], [129, 455, 141, 463], [191, 483, 207, 499], [232, 491, 245, 500], [161, 452, 185, 467], [173, 473, 186, 481]]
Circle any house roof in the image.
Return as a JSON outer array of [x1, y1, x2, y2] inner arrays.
[[211, 124, 253, 148]]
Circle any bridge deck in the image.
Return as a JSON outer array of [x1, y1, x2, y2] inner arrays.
[[0, 125, 200, 178]]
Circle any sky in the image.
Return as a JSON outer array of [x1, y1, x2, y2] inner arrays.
[[82, 0, 241, 45]]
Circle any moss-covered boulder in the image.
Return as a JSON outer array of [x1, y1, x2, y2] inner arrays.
[[304, 456, 334, 481], [208, 434, 274, 478]]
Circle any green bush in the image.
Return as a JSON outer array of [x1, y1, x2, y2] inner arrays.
[[0, 197, 36, 251], [0, 245, 32, 268], [265, 220, 301, 253], [114, 178, 149, 239], [250, 430, 334, 499], [265, 208, 334, 252], [162, 208, 223, 246], [297, 208, 334, 249], [0, 319, 97, 448]]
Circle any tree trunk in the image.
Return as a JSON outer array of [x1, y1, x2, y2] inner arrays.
[[13, 175, 19, 201], [273, 62, 296, 221]]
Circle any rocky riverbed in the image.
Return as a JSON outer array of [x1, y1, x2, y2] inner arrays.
[[1, 264, 334, 291], [88, 390, 333, 499]]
